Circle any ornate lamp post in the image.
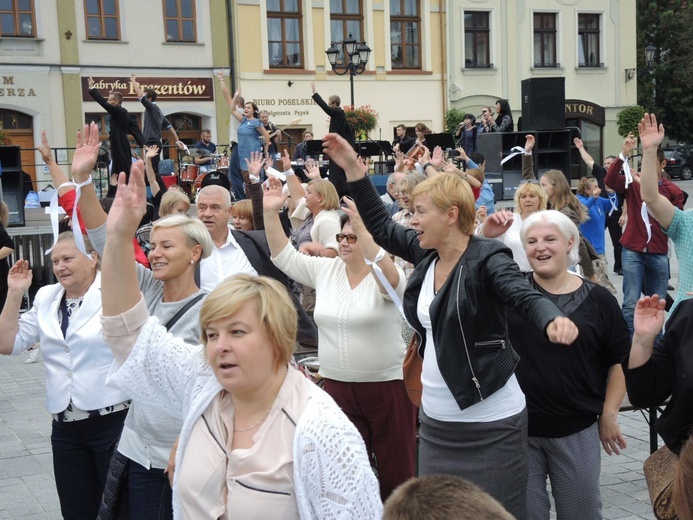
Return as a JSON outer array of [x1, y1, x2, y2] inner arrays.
[[645, 42, 656, 110], [325, 33, 371, 107]]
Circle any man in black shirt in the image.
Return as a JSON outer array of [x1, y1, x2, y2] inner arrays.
[[392, 124, 415, 154]]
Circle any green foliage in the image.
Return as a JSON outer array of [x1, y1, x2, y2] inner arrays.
[[444, 108, 466, 133], [0, 127, 9, 145], [636, 0, 693, 142], [616, 106, 645, 137], [344, 105, 378, 138]]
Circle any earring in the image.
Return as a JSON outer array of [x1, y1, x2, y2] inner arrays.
[[190, 260, 194, 264]]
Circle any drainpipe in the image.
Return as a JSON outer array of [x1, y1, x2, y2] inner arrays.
[[226, 0, 237, 92], [440, 0, 448, 123]]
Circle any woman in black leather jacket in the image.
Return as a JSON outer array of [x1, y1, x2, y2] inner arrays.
[[321, 133, 577, 520]]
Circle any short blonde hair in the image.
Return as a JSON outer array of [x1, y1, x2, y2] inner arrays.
[[159, 190, 190, 217], [152, 215, 213, 261], [514, 181, 548, 212], [231, 200, 253, 227], [199, 275, 297, 370], [411, 173, 476, 235], [308, 179, 340, 211]]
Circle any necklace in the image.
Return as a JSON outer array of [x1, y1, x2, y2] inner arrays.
[[555, 274, 574, 294], [233, 406, 273, 433]]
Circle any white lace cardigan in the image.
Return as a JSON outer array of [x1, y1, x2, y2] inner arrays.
[[103, 297, 382, 520]]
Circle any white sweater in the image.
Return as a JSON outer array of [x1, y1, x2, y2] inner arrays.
[[103, 297, 382, 520], [272, 242, 407, 382]]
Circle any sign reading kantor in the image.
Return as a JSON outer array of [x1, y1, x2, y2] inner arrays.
[[81, 77, 214, 102]]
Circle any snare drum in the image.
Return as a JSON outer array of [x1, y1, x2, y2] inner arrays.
[[194, 172, 208, 191], [215, 155, 230, 172], [180, 164, 199, 183]]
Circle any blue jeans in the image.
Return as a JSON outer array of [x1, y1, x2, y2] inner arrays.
[[621, 248, 669, 335], [128, 460, 173, 520], [228, 144, 245, 201], [51, 410, 126, 520]]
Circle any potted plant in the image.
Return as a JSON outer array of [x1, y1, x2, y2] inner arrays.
[[344, 105, 379, 140]]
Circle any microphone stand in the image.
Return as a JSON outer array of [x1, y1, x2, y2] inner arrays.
[[277, 127, 294, 158]]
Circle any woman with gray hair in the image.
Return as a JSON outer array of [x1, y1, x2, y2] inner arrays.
[[508, 210, 630, 520]]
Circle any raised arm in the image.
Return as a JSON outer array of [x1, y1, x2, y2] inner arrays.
[[0, 260, 32, 355], [71, 123, 109, 228], [130, 74, 144, 99], [311, 83, 334, 116], [628, 294, 666, 369], [639, 113, 675, 228], [342, 197, 402, 292], [37, 130, 72, 197], [574, 137, 595, 170], [144, 145, 161, 198], [280, 150, 307, 200], [87, 77, 116, 115], [216, 70, 234, 109], [262, 177, 292, 258], [102, 163, 147, 318], [522, 134, 536, 180]]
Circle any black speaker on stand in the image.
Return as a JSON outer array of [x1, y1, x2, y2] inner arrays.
[[0, 145, 25, 227], [521, 77, 566, 131]]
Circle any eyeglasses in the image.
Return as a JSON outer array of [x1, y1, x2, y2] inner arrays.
[[336, 233, 358, 244], [518, 179, 540, 185]]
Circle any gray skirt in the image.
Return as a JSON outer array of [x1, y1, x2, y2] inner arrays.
[[419, 407, 529, 520]]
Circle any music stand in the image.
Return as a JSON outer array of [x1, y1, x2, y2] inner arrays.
[[306, 140, 324, 158], [354, 141, 383, 158], [425, 133, 456, 151]]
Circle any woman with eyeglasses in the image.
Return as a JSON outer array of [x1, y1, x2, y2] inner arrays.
[[479, 179, 548, 272], [262, 176, 417, 501]]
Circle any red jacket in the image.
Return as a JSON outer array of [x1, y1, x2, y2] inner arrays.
[[604, 158, 684, 254]]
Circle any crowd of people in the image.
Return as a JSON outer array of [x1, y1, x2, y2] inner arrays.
[[1, 72, 693, 520]]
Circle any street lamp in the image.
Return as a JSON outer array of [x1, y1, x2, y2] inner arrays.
[[645, 43, 656, 68], [325, 33, 371, 107]]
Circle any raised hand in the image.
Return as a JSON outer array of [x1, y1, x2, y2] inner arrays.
[[481, 209, 514, 238], [573, 137, 584, 150], [71, 123, 102, 183], [144, 145, 160, 159], [356, 156, 370, 176], [106, 161, 147, 238], [418, 148, 431, 168], [305, 162, 321, 180], [455, 147, 469, 162], [524, 134, 535, 153], [592, 186, 602, 198], [280, 149, 292, 172], [638, 113, 665, 151], [341, 197, 368, 238], [244, 151, 265, 179], [88, 76, 95, 89], [7, 260, 32, 294], [216, 70, 224, 81], [37, 129, 54, 164], [622, 132, 636, 157], [262, 176, 287, 213], [633, 294, 666, 340], [311, 82, 316, 94], [430, 146, 443, 169], [322, 133, 360, 173]]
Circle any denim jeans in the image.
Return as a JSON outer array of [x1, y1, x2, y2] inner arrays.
[[128, 460, 173, 520], [621, 248, 669, 335], [51, 410, 126, 520], [228, 144, 245, 201]]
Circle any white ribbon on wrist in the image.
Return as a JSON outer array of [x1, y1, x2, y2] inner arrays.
[[500, 146, 527, 165], [265, 166, 286, 181], [364, 247, 387, 266], [619, 153, 634, 189], [46, 175, 93, 257], [641, 202, 652, 244], [365, 247, 404, 315]]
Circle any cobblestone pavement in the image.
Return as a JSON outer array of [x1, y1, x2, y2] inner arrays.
[[1, 179, 690, 519]]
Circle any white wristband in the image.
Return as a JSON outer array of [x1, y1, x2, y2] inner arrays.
[[365, 247, 387, 266], [619, 153, 627, 162], [283, 168, 295, 176]]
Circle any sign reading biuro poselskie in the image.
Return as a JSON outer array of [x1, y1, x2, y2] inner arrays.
[[80, 77, 214, 102]]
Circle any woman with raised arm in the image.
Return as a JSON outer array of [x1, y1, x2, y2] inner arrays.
[[0, 237, 129, 520], [262, 173, 416, 500], [98, 167, 382, 519], [508, 210, 629, 519], [226, 88, 271, 181], [68, 124, 213, 520], [322, 132, 579, 520]]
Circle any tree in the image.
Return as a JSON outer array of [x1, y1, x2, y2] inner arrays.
[[636, 0, 693, 142], [444, 108, 465, 133], [616, 106, 645, 138]]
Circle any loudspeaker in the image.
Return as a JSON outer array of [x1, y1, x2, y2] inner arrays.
[[521, 78, 565, 131], [0, 146, 25, 227]]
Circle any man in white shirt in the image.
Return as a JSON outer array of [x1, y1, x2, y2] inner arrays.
[[195, 185, 317, 347]]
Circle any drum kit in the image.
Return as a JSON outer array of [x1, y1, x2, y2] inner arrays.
[[179, 147, 231, 197]]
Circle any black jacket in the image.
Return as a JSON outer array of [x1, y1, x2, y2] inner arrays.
[[348, 175, 565, 410], [624, 299, 693, 454], [312, 92, 354, 195]]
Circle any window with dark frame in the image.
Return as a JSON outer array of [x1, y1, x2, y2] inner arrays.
[[533, 13, 557, 68], [464, 11, 490, 69], [85, 112, 143, 143], [267, 0, 303, 68], [390, 0, 421, 69], [578, 13, 600, 67], [85, 0, 120, 41], [163, 0, 196, 43], [0, 0, 35, 37], [330, 0, 363, 66]]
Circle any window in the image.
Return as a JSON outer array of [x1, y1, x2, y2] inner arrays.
[[533, 13, 557, 67], [84, 0, 120, 40], [578, 14, 600, 67], [85, 113, 142, 142], [0, 0, 35, 37], [267, 0, 303, 68], [163, 0, 196, 42], [390, 0, 420, 69], [330, 0, 363, 65], [464, 11, 490, 68]]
